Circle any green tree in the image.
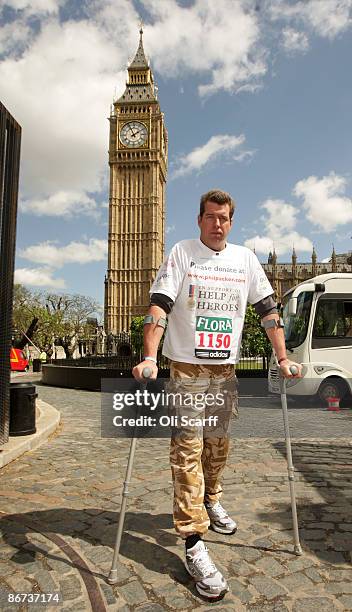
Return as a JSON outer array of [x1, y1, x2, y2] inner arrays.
[[12, 285, 101, 357], [44, 293, 101, 357], [241, 304, 272, 358], [130, 316, 144, 357]]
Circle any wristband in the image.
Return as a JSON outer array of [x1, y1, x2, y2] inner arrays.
[[278, 357, 288, 364], [144, 356, 157, 363]]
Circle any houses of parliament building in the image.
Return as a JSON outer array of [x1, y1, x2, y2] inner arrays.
[[263, 247, 352, 303]]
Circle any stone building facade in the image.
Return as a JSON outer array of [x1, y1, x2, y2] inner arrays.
[[262, 248, 352, 303], [104, 29, 168, 333]]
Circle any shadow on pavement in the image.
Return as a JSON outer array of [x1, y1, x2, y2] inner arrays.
[[0, 509, 194, 589], [258, 441, 352, 564]]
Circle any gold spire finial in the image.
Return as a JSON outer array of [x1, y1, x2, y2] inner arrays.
[[139, 18, 143, 35]]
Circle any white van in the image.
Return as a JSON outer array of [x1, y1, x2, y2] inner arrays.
[[268, 273, 352, 401]]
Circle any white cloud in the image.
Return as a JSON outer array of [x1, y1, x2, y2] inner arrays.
[[244, 198, 312, 255], [143, 0, 266, 97], [0, 15, 129, 207], [294, 172, 352, 231], [281, 28, 309, 53], [173, 134, 251, 178], [166, 225, 175, 234], [268, 0, 352, 40], [20, 190, 99, 218], [20, 238, 108, 267], [14, 267, 66, 288], [0, 21, 33, 56]]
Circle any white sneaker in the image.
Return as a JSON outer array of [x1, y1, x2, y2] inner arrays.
[[185, 540, 229, 600], [205, 501, 237, 534]]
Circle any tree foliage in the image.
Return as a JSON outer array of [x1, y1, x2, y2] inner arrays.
[[130, 316, 144, 356], [12, 285, 101, 357], [241, 304, 272, 357]]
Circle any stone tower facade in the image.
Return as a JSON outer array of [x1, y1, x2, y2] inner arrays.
[[105, 29, 168, 334]]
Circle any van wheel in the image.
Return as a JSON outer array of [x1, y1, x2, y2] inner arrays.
[[318, 378, 349, 403]]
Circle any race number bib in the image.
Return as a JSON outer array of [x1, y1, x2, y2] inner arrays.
[[194, 316, 233, 359]]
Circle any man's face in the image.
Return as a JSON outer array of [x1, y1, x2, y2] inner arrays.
[[198, 201, 232, 251]]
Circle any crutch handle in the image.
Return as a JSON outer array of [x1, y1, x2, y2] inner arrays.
[[142, 366, 153, 379], [289, 365, 298, 376]]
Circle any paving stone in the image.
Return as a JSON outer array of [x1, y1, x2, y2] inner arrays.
[[5, 575, 33, 592], [59, 575, 82, 601], [59, 600, 90, 611], [337, 594, 352, 609], [100, 582, 119, 605], [230, 559, 255, 577], [0, 563, 16, 576], [135, 604, 166, 612], [237, 548, 262, 563], [304, 567, 324, 583], [327, 569, 352, 581], [326, 582, 352, 594], [118, 579, 148, 606], [84, 545, 113, 565], [246, 604, 290, 612], [228, 577, 255, 604], [168, 593, 192, 609], [249, 575, 287, 599], [32, 569, 58, 592], [254, 556, 286, 577], [252, 538, 273, 548], [287, 557, 314, 572], [305, 522, 335, 530], [292, 596, 339, 611], [280, 571, 314, 591], [46, 558, 73, 574]]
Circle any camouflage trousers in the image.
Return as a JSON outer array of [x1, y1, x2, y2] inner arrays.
[[168, 361, 238, 538]]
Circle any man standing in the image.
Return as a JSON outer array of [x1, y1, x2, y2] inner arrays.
[[133, 189, 301, 600]]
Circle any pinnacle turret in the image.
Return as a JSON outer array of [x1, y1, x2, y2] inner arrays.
[[130, 27, 149, 69], [311, 246, 317, 264], [117, 27, 157, 104]]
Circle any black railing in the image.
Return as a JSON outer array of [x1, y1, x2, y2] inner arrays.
[[0, 102, 21, 445], [51, 349, 270, 374]]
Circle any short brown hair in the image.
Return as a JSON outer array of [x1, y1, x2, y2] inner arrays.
[[199, 189, 235, 219]]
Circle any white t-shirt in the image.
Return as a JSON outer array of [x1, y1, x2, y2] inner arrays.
[[150, 239, 274, 364]]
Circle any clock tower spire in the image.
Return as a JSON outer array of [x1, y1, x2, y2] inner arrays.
[[105, 28, 168, 335]]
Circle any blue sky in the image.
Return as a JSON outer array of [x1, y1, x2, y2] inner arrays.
[[1, 0, 351, 310]]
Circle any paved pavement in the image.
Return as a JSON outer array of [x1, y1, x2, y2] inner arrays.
[[0, 374, 351, 611]]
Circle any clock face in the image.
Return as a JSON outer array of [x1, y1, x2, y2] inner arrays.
[[120, 121, 148, 148]]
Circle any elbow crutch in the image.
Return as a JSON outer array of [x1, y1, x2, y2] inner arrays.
[[278, 363, 303, 556], [108, 366, 152, 584]]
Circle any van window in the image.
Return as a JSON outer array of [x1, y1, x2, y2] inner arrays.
[[283, 291, 313, 349], [313, 300, 352, 338]]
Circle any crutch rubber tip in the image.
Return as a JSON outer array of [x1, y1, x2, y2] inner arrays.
[[294, 545, 303, 556], [107, 569, 118, 584]]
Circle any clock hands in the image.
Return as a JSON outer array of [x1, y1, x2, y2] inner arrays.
[[121, 122, 146, 146], [128, 126, 141, 140]]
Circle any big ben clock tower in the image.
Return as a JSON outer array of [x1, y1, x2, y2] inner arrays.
[[105, 28, 168, 334]]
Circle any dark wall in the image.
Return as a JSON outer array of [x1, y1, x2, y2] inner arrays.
[[0, 102, 21, 445]]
